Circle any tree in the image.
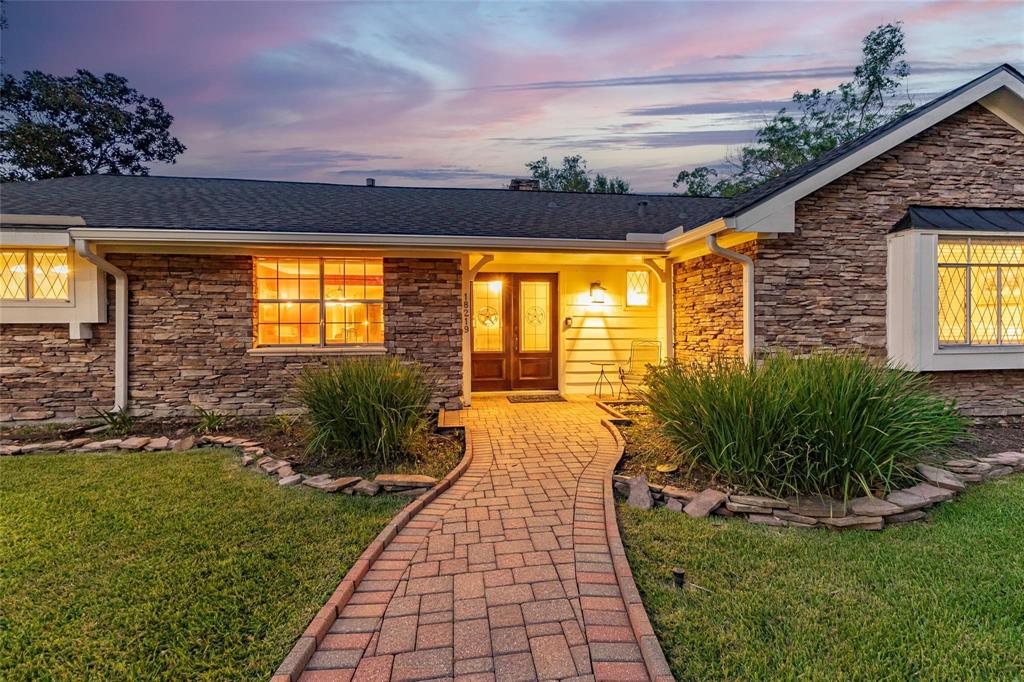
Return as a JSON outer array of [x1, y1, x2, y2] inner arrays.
[[1, 70, 186, 182], [674, 22, 914, 197], [525, 154, 631, 193]]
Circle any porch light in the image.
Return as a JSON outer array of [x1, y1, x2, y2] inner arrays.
[[590, 281, 606, 304]]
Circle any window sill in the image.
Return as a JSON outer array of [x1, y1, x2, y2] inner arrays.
[[247, 345, 387, 356]]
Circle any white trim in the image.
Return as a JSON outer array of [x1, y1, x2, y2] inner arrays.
[[66, 227, 669, 255], [0, 214, 85, 226], [247, 345, 386, 356]]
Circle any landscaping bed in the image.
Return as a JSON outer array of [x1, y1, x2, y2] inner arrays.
[[619, 475, 1024, 681], [0, 448, 405, 680]]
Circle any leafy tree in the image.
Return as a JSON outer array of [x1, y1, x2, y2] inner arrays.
[[674, 22, 914, 197], [1, 70, 186, 182], [526, 154, 631, 193]]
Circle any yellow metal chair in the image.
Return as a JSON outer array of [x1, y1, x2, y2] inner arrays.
[[618, 340, 661, 398]]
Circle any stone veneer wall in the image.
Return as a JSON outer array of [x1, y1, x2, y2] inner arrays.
[[0, 255, 462, 421], [672, 241, 755, 364], [671, 103, 1024, 419]]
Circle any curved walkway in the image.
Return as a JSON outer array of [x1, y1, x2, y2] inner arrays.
[[275, 397, 670, 682]]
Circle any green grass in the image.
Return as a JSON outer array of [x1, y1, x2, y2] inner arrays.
[[620, 476, 1024, 682], [0, 449, 405, 681]]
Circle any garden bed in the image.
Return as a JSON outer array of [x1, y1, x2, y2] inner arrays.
[[1, 414, 464, 484], [612, 401, 1023, 491]]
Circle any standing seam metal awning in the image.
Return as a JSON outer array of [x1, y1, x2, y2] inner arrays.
[[891, 206, 1024, 233]]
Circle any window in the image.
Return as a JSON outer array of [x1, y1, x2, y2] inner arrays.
[[254, 257, 384, 347], [626, 270, 650, 307], [937, 238, 1022, 346], [0, 249, 71, 301]]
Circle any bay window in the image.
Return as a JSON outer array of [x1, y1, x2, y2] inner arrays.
[[937, 238, 1022, 346], [254, 257, 384, 347]]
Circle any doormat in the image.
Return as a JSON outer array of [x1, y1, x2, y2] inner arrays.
[[507, 394, 566, 403]]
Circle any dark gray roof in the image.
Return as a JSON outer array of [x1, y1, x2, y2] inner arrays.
[[715, 63, 1024, 220], [892, 206, 1024, 233], [0, 174, 728, 240]]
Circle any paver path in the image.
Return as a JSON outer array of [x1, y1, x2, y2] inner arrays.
[[287, 398, 668, 682]]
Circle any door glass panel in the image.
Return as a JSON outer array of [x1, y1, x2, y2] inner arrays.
[[473, 279, 503, 352], [520, 280, 550, 352]]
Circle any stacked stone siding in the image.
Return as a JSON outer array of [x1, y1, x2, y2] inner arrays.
[[0, 255, 462, 421], [672, 241, 755, 364], [671, 103, 1024, 418]]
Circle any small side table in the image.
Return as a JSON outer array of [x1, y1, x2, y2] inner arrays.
[[590, 362, 617, 399]]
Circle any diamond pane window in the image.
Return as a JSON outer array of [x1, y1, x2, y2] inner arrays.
[[254, 257, 384, 347], [937, 238, 1024, 346], [626, 270, 650, 307], [0, 249, 70, 301]]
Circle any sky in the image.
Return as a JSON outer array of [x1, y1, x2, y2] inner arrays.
[[3, 1, 1022, 192]]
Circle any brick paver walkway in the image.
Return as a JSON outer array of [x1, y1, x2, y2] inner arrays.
[[284, 398, 668, 682]]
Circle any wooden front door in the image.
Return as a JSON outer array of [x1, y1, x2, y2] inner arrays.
[[470, 273, 558, 391]]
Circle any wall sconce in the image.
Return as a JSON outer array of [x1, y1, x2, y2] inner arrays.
[[590, 282, 606, 304]]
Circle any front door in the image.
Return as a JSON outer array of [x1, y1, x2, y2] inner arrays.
[[471, 273, 558, 391]]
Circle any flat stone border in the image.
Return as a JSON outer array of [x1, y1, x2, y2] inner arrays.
[[616, 451, 1024, 531], [270, 427, 477, 682], [599, 419, 674, 682], [0, 433, 443, 498]]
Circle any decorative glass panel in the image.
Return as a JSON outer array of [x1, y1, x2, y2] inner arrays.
[[1002, 267, 1023, 344], [254, 256, 384, 346], [519, 280, 550, 352], [626, 270, 650, 307], [936, 238, 1023, 346], [31, 251, 70, 300], [472, 279, 502, 352], [0, 250, 28, 300], [937, 240, 968, 264], [969, 266, 999, 345], [937, 266, 967, 345]]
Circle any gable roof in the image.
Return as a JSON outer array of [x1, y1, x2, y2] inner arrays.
[[892, 206, 1024, 233], [702, 63, 1024, 234], [0, 174, 727, 241]]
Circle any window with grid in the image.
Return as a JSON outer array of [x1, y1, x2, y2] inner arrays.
[[937, 238, 1022, 346], [0, 249, 71, 301], [254, 257, 384, 347]]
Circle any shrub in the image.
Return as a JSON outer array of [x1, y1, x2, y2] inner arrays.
[[643, 351, 969, 500], [296, 357, 435, 464]]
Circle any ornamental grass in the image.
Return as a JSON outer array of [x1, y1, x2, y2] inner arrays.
[[296, 357, 435, 465], [642, 350, 968, 500]]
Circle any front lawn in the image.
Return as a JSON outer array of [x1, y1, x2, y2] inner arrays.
[[0, 449, 405, 681], [620, 476, 1024, 681]]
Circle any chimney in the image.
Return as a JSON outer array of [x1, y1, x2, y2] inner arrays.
[[365, 178, 376, 187], [637, 200, 649, 217], [508, 178, 540, 191]]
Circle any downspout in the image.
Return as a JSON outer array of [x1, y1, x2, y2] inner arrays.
[[706, 234, 754, 364], [75, 239, 129, 411]]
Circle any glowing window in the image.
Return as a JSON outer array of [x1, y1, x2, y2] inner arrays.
[[472, 278, 503, 352], [937, 238, 1022, 346], [0, 249, 70, 301], [255, 257, 384, 346], [626, 270, 650, 307]]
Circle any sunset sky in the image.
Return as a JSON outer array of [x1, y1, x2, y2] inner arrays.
[[4, 1, 1022, 191]]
